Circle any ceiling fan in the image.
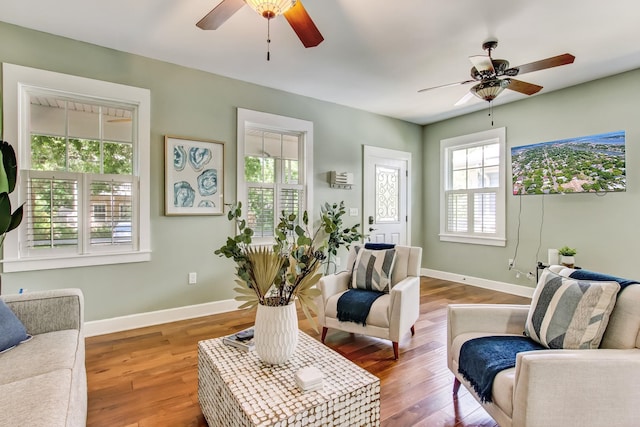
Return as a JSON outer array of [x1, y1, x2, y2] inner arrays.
[[197, 0, 324, 59], [418, 40, 575, 106]]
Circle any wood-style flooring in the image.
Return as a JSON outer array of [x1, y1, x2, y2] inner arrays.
[[85, 277, 531, 427]]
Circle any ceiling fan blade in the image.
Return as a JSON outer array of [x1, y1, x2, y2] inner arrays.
[[418, 79, 475, 93], [283, 0, 324, 48], [469, 55, 495, 74], [196, 0, 245, 30], [454, 91, 475, 106], [514, 53, 575, 75], [507, 78, 543, 95]]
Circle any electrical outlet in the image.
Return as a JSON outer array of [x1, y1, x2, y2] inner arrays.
[[508, 258, 514, 268], [188, 272, 197, 285]]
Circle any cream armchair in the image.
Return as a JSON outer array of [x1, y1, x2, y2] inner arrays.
[[447, 265, 640, 427], [317, 245, 422, 359]]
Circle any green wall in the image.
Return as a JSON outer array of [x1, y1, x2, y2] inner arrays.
[[0, 22, 422, 321], [423, 68, 640, 285]]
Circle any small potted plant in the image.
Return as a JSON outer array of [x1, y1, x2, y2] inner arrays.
[[558, 246, 577, 268]]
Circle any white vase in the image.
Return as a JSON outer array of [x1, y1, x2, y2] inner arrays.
[[560, 255, 575, 268], [254, 302, 298, 365]]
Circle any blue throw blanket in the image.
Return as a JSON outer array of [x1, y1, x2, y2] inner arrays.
[[569, 269, 639, 292], [364, 243, 396, 250], [336, 289, 385, 326], [458, 336, 545, 403]]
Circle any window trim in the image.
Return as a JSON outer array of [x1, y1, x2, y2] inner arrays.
[[237, 108, 313, 245], [439, 127, 506, 247], [1, 63, 151, 272]]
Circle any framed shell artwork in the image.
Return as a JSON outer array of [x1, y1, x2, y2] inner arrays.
[[164, 135, 224, 215]]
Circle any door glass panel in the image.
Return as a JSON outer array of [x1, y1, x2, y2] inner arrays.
[[375, 165, 399, 223]]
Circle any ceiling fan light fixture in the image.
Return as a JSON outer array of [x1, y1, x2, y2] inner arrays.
[[472, 78, 511, 102], [245, 0, 297, 19]]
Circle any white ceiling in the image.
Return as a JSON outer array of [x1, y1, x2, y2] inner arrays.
[[2, 0, 640, 125]]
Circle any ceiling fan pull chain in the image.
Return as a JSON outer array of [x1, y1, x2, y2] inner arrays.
[[266, 18, 271, 61], [489, 101, 494, 126]]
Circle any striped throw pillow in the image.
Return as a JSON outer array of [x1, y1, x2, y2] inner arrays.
[[525, 269, 620, 349], [351, 248, 396, 292]]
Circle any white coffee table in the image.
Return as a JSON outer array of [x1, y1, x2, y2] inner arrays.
[[198, 330, 380, 427]]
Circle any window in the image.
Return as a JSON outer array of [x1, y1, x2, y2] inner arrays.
[[237, 109, 313, 244], [2, 63, 150, 272], [440, 127, 506, 246]]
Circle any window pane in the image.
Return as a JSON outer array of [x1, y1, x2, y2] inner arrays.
[[467, 168, 483, 189], [451, 149, 467, 170], [484, 143, 500, 166], [31, 135, 67, 171], [446, 193, 468, 232], [474, 192, 497, 233], [484, 165, 500, 188], [467, 146, 483, 168], [68, 102, 100, 140], [68, 138, 100, 173], [28, 177, 78, 249], [283, 159, 299, 184], [244, 156, 275, 183], [247, 187, 274, 238], [102, 108, 133, 143], [452, 170, 467, 190], [89, 180, 133, 246], [104, 142, 133, 174]]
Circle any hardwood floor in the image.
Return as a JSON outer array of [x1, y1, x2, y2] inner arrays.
[[85, 277, 530, 427]]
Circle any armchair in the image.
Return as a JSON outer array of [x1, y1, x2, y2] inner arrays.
[[317, 245, 422, 359], [447, 265, 640, 427]]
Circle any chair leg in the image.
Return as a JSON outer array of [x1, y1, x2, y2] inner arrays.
[[392, 342, 399, 360], [321, 327, 328, 343], [453, 378, 461, 395], [410, 325, 415, 336]]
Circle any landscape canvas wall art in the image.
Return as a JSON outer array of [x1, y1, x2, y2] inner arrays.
[[511, 130, 626, 195]]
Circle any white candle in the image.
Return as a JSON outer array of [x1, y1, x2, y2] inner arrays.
[[548, 248, 559, 266]]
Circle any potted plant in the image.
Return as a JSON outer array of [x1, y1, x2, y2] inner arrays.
[[215, 201, 361, 364], [558, 246, 577, 268]]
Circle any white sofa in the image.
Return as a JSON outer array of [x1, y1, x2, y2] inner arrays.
[[447, 265, 640, 427], [317, 245, 422, 359], [0, 289, 87, 426]]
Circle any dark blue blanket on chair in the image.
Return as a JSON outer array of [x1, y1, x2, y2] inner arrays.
[[458, 336, 545, 403], [336, 289, 385, 326], [569, 269, 639, 292]]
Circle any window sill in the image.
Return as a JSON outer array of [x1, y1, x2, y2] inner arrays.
[[2, 250, 152, 273], [439, 233, 506, 247]]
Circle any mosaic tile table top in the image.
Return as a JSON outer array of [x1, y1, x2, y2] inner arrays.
[[198, 331, 380, 427]]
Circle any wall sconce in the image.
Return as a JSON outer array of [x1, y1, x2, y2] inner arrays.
[[329, 171, 354, 189]]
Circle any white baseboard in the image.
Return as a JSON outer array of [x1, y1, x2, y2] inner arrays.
[[85, 270, 532, 337], [421, 268, 535, 298], [84, 298, 243, 337]]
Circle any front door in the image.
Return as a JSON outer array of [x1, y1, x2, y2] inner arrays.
[[363, 146, 411, 245]]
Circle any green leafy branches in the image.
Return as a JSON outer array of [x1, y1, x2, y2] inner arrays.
[[0, 141, 24, 246]]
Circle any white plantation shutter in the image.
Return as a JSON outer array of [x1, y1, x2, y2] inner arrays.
[[440, 128, 506, 246], [23, 170, 136, 256], [446, 192, 468, 233], [26, 173, 79, 251]]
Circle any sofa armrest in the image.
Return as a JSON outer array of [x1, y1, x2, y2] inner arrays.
[[513, 349, 640, 427], [388, 276, 420, 342], [1, 288, 84, 335]]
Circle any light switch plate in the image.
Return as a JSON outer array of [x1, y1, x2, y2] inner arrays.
[[349, 208, 358, 216]]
